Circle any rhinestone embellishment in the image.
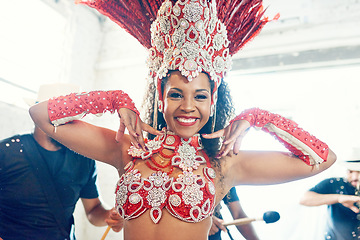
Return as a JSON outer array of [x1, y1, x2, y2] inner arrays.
[[119, 130, 215, 224], [172, 139, 206, 171]]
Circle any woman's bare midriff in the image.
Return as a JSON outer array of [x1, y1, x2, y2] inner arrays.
[[123, 209, 212, 240]]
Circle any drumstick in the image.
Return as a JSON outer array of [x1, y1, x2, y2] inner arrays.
[[100, 226, 111, 240], [223, 211, 280, 226]]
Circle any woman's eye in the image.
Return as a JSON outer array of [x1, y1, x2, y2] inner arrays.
[[195, 94, 208, 100], [169, 92, 182, 98]]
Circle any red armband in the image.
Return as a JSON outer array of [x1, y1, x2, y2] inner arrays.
[[230, 108, 329, 166], [48, 90, 139, 127]]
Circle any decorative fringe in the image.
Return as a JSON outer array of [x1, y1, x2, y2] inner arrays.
[[76, 0, 273, 55], [217, 0, 269, 55], [77, 0, 165, 49]]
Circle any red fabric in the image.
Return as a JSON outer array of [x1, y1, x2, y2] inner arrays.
[[120, 132, 216, 223], [48, 90, 139, 125], [231, 108, 329, 165], [115, 152, 215, 223]]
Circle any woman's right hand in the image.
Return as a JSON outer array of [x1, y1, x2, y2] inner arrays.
[[202, 119, 251, 158], [117, 108, 163, 151]]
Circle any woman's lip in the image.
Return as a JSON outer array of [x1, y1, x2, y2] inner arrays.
[[176, 115, 198, 119], [175, 117, 199, 126]]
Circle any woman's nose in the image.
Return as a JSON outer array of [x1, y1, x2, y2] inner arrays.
[[180, 98, 195, 112]]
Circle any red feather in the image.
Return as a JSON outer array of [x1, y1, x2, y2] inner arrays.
[[77, 0, 270, 55], [217, 0, 269, 55]]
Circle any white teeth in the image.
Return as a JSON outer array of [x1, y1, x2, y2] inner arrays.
[[177, 117, 197, 123]]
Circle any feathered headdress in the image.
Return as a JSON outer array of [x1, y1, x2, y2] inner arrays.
[[76, 0, 272, 115]]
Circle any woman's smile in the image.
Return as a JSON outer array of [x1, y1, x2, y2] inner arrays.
[[175, 116, 199, 126]]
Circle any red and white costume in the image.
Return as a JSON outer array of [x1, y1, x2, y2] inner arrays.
[[117, 130, 216, 224]]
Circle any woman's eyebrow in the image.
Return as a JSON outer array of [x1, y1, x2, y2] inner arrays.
[[169, 88, 210, 93], [195, 89, 210, 93], [169, 87, 183, 92]]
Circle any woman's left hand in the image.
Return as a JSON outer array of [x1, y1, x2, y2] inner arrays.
[[202, 119, 251, 158], [116, 108, 163, 151]]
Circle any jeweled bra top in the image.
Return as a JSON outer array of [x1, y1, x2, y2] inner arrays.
[[115, 130, 216, 224]]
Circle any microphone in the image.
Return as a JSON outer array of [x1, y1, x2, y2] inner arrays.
[[222, 211, 280, 226]]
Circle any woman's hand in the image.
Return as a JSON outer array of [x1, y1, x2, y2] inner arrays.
[[202, 119, 251, 158], [116, 108, 163, 151]]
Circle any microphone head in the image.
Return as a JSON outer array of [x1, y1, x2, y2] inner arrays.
[[263, 211, 280, 224]]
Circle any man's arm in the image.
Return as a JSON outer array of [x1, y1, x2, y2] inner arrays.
[[227, 200, 260, 240], [81, 198, 123, 232], [300, 191, 360, 213]]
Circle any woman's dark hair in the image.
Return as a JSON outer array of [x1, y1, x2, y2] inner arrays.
[[141, 71, 235, 158]]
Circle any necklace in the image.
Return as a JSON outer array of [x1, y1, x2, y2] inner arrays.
[[151, 155, 172, 168], [145, 158, 174, 174], [157, 149, 175, 164], [157, 153, 170, 164], [128, 129, 207, 172]]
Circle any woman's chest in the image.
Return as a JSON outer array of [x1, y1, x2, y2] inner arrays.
[[115, 161, 216, 223]]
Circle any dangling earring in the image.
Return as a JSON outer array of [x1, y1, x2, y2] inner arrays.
[[153, 89, 159, 130], [210, 89, 218, 132], [211, 102, 216, 132], [158, 101, 163, 113], [153, 87, 165, 131], [210, 103, 215, 117]]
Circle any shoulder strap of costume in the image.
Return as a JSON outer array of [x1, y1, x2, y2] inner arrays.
[[20, 134, 70, 237]]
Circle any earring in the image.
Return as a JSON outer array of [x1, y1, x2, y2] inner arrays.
[[210, 103, 216, 132], [210, 104, 215, 117], [158, 100, 164, 113]]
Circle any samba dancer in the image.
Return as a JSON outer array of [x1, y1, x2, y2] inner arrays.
[[30, 0, 336, 239]]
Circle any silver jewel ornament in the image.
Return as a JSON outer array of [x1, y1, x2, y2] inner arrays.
[[171, 138, 206, 171]]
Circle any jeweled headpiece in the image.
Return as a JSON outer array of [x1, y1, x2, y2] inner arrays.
[[76, 0, 271, 114], [148, 0, 230, 111]]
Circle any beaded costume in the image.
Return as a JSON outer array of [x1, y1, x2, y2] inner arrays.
[[66, 0, 272, 223], [116, 130, 216, 223]]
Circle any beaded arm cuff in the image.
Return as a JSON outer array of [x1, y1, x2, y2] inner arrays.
[[48, 90, 139, 127], [230, 108, 329, 166]]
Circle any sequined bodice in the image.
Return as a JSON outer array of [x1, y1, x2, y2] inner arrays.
[[115, 131, 216, 224]]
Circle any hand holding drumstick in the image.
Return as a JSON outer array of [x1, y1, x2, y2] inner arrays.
[[101, 209, 123, 240]]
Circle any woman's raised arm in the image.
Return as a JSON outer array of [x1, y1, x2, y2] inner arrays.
[[208, 107, 336, 186], [29, 90, 160, 169]]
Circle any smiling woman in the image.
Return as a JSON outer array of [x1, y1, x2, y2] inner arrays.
[[27, 0, 338, 240]]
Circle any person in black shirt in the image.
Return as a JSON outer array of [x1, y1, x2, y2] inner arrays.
[[0, 84, 123, 240], [209, 187, 259, 240], [300, 156, 360, 240]]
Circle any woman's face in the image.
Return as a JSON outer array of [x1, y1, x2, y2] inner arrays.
[[163, 71, 211, 139]]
